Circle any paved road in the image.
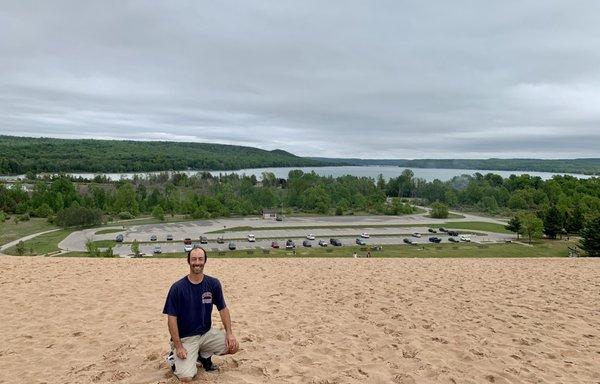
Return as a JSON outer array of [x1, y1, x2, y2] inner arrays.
[[58, 209, 512, 256]]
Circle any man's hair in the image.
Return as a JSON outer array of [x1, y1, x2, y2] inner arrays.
[[187, 246, 208, 263]]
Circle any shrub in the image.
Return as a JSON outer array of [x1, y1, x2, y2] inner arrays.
[[34, 203, 53, 218], [430, 202, 449, 218], [56, 206, 102, 228], [118, 211, 134, 220], [0, 211, 6, 222], [152, 206, 165, 221]]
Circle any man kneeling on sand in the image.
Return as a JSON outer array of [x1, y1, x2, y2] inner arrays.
[[163, 247, 239, 381]]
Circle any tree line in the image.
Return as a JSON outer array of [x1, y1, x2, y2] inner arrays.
[[0, 135, 332, 174], [1, 169, 599, 255]]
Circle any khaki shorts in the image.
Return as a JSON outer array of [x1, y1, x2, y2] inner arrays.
[[171, 328, 228, 379]]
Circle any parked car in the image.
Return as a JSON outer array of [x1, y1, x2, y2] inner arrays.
[[429, 236, 442, 243], [150, 234, 157, 241], [199, 236, 208, 244], [166, 234, 173, 241], [302, 240, 312, 247], [306, 234, 316, 240], [438, 227, 447, 232], [412, 232, 422, 238], [460, 235, 471, 242], [216, 236, 224, 244], [403, 238, 414, 244], [271, 241, 280, 249], [360, 232, 370, 239], [153, 245, 162, 254], [447, 230, 459, 237], [428, 228, 437, 233], [275, 216, 283, 221], [318, 240, 328, 247], [116, 234, 124, 242], [183, 238, 193, 252], [330, 238, 342, 246], [228, 242, 236, 250], [285, 239, 296, 249], [448, 237, 459, 243], [247, 234, 256, 242], [356, 238, 366, 245]]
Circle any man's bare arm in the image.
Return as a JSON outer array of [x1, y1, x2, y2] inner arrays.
[[167, 315, 188, 359], [219, 307, 239, 353]]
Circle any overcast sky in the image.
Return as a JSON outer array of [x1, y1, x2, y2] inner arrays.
[[1, 1, 599, 159]]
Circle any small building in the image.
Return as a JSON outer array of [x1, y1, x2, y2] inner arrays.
[[262, 208, 278, 219]]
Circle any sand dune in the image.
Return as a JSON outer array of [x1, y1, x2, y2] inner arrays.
[[0, 256, 599, 384]]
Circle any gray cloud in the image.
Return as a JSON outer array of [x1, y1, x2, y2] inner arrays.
[[1, 0, 600, 158]]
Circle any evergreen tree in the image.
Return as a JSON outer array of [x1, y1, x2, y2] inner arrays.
[[580, 216, 600, 257], [543, 205, 564, 239], [505, 216, 522, 239]]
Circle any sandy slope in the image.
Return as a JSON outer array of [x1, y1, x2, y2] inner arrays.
[[0, 256, 599, 384]]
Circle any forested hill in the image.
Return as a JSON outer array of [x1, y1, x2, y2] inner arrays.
[[310, 157, 600, 175], [0, 135, 331, 174]]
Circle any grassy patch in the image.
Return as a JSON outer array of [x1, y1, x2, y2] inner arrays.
[[4, 229, 73, 256], [443, 221, 512, 234], [0, 217, 58, 246], [94, 228, 124, 235], [90, 240, 118, 248]]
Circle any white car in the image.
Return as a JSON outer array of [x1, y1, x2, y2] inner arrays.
[[459, 235, 471, 242], [184, 244, 193, 252], [412, 233, 422, 238], [306, 234, 316, 240], [360, 232, 370, 238], [247, 234, 256, 242]]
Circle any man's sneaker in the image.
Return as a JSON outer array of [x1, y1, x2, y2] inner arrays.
[[166, 351, 175, 372], [197, 356, 219, 372]]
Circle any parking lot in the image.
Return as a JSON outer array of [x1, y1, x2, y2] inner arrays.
[[57, 211, 512, 256]]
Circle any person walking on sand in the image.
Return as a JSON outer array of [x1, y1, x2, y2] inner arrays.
[[163, 247, 239, 382], [353, 251, 358, 258]]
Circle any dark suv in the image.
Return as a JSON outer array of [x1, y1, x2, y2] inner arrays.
[[285, 239, 296, 249], [330, 238, 342, 246]]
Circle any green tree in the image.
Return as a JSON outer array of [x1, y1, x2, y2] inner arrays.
[[85, 239, 100, 257], [56, 205, 102, 227], [152, 206, 165, 221], [114, 182, 139, 215], [131, 239, 140, 257], [519, 213, 543, 244], [430, 202, 449, 219], [565, 204, 585, 234], [0, 210, 6, 222], [543, 205, 564, 239], [34, 203, 53, 218], [580, 216, 600, 256], [505, 216, 522, 239], [15, 240, 26, 255]]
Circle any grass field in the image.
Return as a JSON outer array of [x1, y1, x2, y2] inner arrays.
[[4, 229, 73, 256], [0, 217, 58, 246], [207, 221, 509, 235]]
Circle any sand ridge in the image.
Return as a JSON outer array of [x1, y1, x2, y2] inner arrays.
[[0, 256, 599, 383]]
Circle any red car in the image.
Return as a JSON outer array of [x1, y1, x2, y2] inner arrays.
[[271, 241, 280, 249]]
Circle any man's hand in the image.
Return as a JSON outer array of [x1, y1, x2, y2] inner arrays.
[[225, 332, 239, 354], [176, 345, 188, 359]]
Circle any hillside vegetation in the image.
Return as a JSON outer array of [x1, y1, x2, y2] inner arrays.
[[310, 157, 600, 175], [0, 135, 329, 174]]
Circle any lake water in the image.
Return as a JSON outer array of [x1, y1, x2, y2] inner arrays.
[[1, 166, 592, 182]]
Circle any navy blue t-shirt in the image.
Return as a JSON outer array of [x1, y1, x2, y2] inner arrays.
[[163, 275, 226, 338]]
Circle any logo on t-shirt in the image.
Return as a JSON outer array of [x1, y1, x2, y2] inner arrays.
[[202, 292, 212, 304]]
